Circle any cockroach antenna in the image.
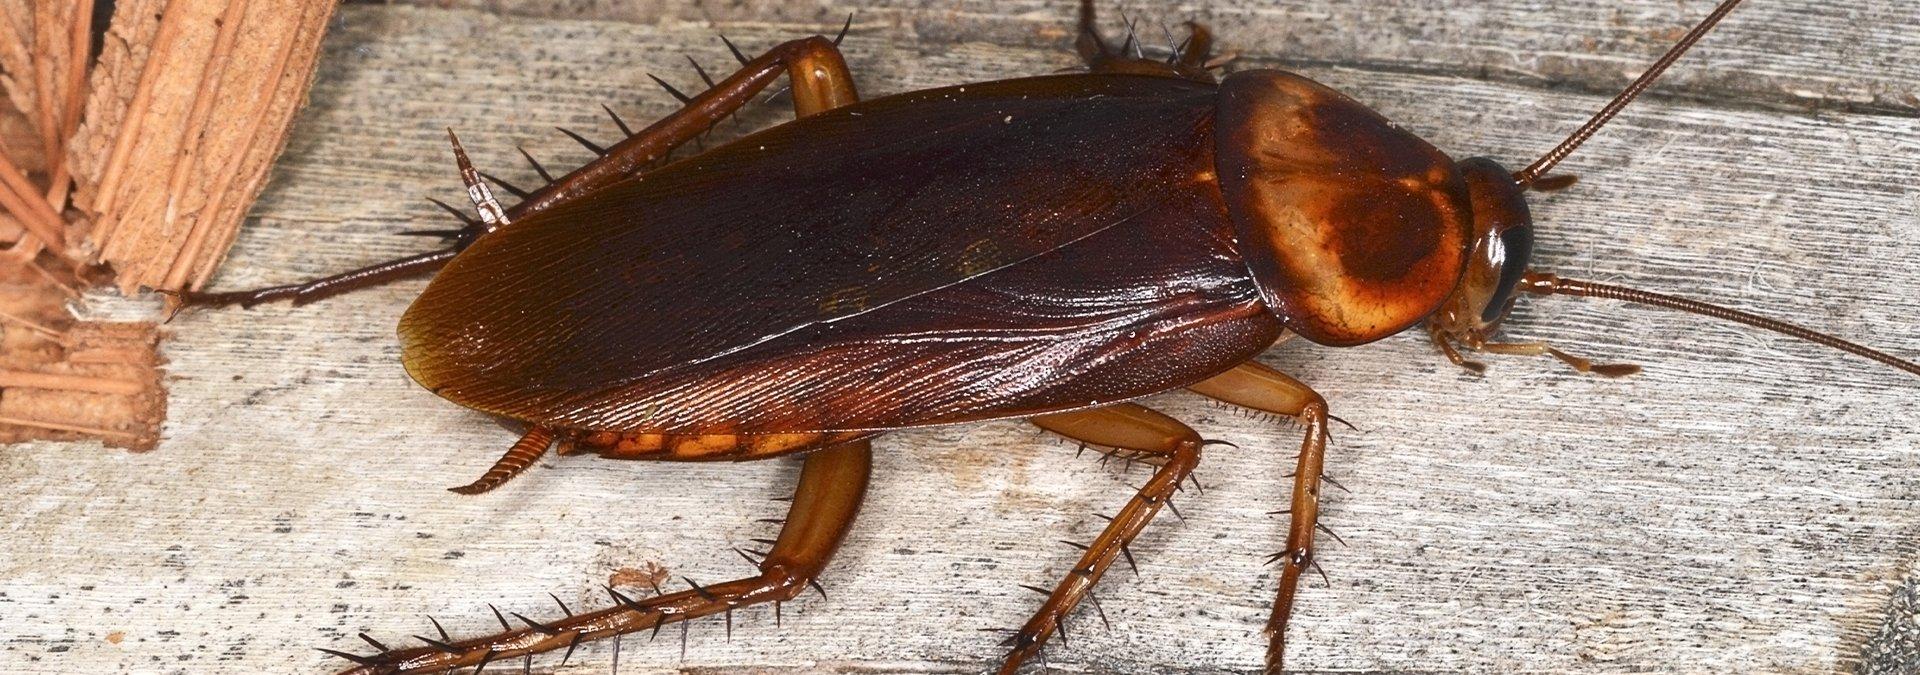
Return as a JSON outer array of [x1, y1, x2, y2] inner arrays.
[[1514, 0, 1746, 187], [1519, 273, 1920, 378]]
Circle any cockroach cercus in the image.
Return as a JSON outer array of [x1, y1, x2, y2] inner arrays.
[[174, 0, 1917, 672]]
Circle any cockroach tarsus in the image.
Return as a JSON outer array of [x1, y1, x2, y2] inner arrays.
[[174, 0, 1918, 672]]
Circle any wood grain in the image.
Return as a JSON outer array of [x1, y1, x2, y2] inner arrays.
[[2, 2, 1917, 673], [404, 0, 1920, 113]]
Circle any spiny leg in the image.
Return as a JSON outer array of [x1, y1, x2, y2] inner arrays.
[[1185, 361, 1330, 675], [328, 438, 872, 675], [1075, 0, 1216, 81], [184, 32, 861, 310], [1003, 403, 1203, 674]]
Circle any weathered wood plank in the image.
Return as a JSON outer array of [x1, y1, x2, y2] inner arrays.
[[404, 0, 1920, 113], [2, 3, 1917, 673]]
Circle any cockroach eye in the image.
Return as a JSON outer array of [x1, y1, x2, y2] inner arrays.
[[1482, 224, 1534, 323]]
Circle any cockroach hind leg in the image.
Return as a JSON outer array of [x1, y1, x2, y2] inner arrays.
[[320, 440, 871, 674], [1074, 0, 1112, 64], [166, 196, 464, 310], [555, 126, 608, 157], [167, 183, 489, 310], [476, 171, 531, 200], [514, 144, 555, 183], [1073, 0, 1216, 81], [410, 197, 489, 245], [173, 246, 460, 311], [186, 16, 862, 314]]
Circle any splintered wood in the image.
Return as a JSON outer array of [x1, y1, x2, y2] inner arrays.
[[0, 284, 164, 449], [69, 0, 335, 292], [0, 0, 334, 448]]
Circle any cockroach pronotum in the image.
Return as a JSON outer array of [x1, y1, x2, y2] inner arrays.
[[173, 0, 1916, 672]]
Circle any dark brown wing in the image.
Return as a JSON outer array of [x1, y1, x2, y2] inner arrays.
[[401, 74, 1272, 433]]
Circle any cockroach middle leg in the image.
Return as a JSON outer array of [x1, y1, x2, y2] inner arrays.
[[1185, 361, 1331, 675], [183, 31, 860, 311], [1007, 403, 1204, 674], [327, 439, 871, 675]]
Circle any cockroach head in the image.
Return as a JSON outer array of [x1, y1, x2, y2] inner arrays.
[[1420, 0, 1920, 380], [1430, 157, 1535, 338]]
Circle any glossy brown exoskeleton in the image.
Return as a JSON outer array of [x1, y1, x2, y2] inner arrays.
[[181, 1, 1918, 673]]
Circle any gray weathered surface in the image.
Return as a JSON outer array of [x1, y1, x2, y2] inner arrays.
[[407, 0, 1920, 113], [4, 2, 1919, 673]]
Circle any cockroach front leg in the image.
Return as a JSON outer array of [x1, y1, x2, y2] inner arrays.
[[1427, 322, 1639, 377], [1186, 361, 1331, 675], [184, 32, 859, 310], [1006, 403, 1204, 673], [328, 438, 871, 675]]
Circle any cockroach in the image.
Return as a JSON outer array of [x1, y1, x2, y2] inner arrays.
[[176, 0, 1917, 672]]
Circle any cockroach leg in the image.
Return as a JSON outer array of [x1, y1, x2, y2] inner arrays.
[[1074, 0, 1215, 82], [1475, 340, 1641, 377], [1429, 319, 1639, 378], [327, 439, 871, 675], [174, 248, 460, 310], [1009, 403, 1203, 674], [1185, 361, 1332, 675], [184, 30, 861, 311], [1175, 21, 1214, 73], [446, 425, 555, 495], [1426, 323, 1488, 375]]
